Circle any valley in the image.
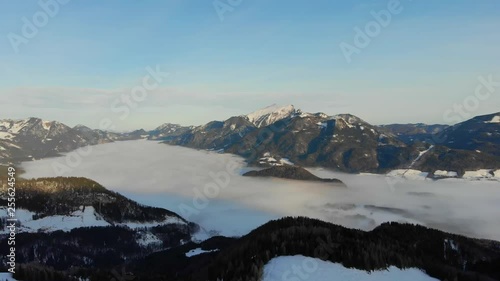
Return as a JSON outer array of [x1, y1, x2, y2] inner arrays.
[[18, 140, 500, 242], [1, 106, 499, 280]]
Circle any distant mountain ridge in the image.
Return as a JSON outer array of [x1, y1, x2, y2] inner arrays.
[[1, 107, 499, 176], [155, 106, 500, 176], [378, 123, 449, 144], [0, 117, 146, 164], [436, 112, 500, 156]]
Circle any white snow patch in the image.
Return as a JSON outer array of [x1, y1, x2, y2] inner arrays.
[[486, 116, 500, 123], [463, 170, 493, 180], [0, 206, 185, 234], [0, 121, 12, 129], [42, 121, 52, 130], [0, 206, 110, 233], [317, 122, 327, 129], [444, 239, 459, 251], [245, 104, 296, 127], [0, 273, 18, 281], [494, 170, 500, 179], [299, 112, 313, 118], [434, 170, 458, 178], [136, 232, 162, 247], [28, 206, 109, 231], [387, 169, 429, 180], [335, 117, 354, 128], [409, 146, 434, 167], [8, 120, 29, 134], [185, 248, 219, 257], [120, 216, 186, 229], [262, 256, 438, 281], [0, 132, 14, 140], [280, 158, 294, 165]]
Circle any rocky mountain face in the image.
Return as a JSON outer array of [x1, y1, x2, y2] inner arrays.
[[231, 113, 414, 173], [155, 106, 500, 176], [435, 112, 500, 156], [411, 145, 500, 176], [1, 107, 499, 176], [158, 106, 418, 173], [0, 118, 146, 164]]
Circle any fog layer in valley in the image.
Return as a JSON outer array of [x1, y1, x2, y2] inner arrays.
[[21, 140, 500, 241]]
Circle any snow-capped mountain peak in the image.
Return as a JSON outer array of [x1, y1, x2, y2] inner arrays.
[[154, 123, 183, 131], [0, 117, 61, 134], [245, 104, 299, 127]]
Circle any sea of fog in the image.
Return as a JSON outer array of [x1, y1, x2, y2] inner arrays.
[[21, 140, 500, 241]]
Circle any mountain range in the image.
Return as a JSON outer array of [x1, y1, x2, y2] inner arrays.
[[0, 118, 146, 164], [1, 105, 499, 177]]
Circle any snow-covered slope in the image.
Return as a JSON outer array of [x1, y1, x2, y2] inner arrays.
[[386, 169, 429, 180], [262, 256, 438, 281], [485, 115, 500, 124], [245, 104, 298, 127], [386, 168, 499, 181], [0, 206, 109, 233], [185, 248, 219, 257], [462, 169, 494, 180], [0, 273, 17, 281], [0, 206, 186, 234], [0, 177, 190, 237]]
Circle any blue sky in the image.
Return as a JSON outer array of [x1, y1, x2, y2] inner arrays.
[[1, 0, 499, 130]]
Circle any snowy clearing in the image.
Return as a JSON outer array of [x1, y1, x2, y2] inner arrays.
[[185, 248, 219, 257], [262, 256, 438, 281], [434, 170, 458, 178], [462, 170, 494, 180], [386, 169, 429, 180], [0, 206, 109, 233], [485, 116, 500, 123], [0, 272, 17, 281], [0, 205, 185, 234], [0, 132, 14, 140]]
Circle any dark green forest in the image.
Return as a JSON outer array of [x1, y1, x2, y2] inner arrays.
[[10, 217, 498, 281]]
